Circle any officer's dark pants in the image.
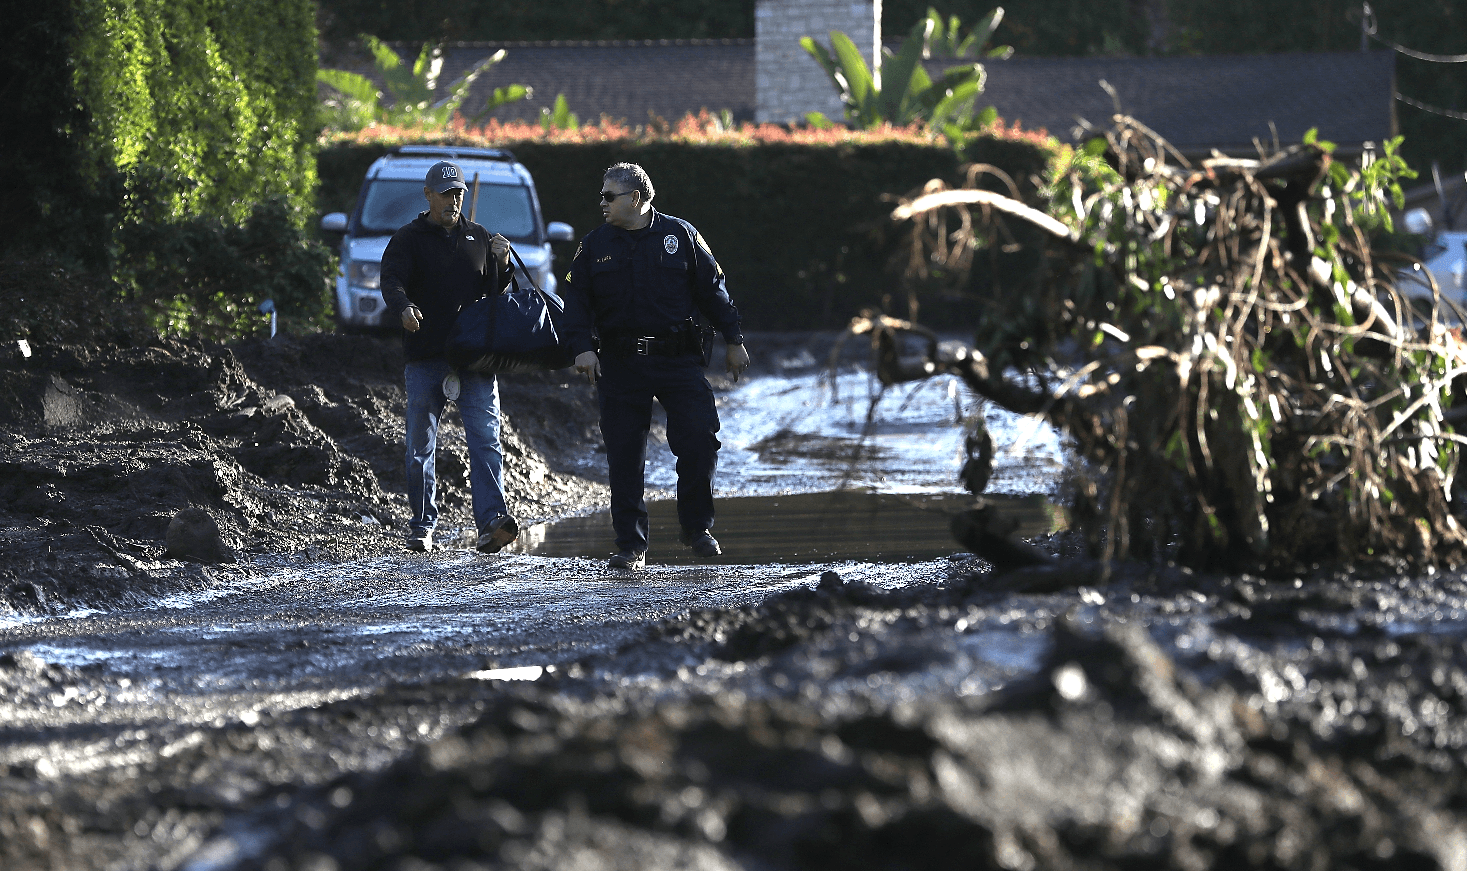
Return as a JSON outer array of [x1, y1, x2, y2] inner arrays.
[[597, 351, 721, 554]]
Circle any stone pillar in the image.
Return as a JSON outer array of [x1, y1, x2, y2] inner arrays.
[[755, 0, 881, 124]]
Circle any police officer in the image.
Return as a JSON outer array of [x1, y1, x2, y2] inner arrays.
[[562, 163, 751, 570], [380, 160, 520, 555]]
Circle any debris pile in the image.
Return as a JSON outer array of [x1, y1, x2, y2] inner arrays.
[[885, 120, 1462, 572]]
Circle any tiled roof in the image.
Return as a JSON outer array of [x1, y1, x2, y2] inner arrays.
[[434, 40, 756, 124], [963, 51, 1397, 157], [351, 42, 1395, 156]]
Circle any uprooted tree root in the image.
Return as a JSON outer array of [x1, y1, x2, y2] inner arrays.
[[873, 118, 1467, 573]]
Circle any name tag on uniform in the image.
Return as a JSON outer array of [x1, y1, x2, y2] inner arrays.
[[596, 255, 613, 263]]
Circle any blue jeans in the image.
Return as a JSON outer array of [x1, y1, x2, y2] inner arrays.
[[404, 359, 507, 535], [597, 352, 721, 553]]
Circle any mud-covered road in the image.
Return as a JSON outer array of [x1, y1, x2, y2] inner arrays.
[[5, 332, 1467, 870]]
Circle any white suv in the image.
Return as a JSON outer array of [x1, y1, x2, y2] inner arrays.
[[1398, 207, 1467, 318], [320, 145, 574, 329]]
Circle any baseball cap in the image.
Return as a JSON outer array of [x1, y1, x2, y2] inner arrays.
[[427, 160, 468, 193]]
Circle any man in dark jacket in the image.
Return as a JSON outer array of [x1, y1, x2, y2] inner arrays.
[[561, 162, 751, 570], [379, 160, 518, 554]]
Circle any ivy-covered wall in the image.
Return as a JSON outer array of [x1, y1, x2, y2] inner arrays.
[[2, 0, 330, 336], [68, 0, 320, 225], [8, 0, 319, 243], [318, 136, 1052, 330]]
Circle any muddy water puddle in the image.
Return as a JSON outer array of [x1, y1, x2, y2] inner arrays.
[[501, 366, 1067, 564], [513, 490, 1067, 565], [656, 368, 1066, 496]]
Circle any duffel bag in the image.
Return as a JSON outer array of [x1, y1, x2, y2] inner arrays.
[[444, 246, 576, 374]]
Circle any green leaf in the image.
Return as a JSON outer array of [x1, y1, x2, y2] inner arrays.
[[316, 69, 380, 105], [441, 48, 506, 116], [540, 93, 578, 130], [362, 34, 401, 73], [829, 31, 875, 112], [471, 84, 530, 121], [411, 42, 440, 89], [931, 78, 982, 128], [371, 38, 431, 108], [879, 29, 928, 123], [800, 36, 840, 83], [908, 12, 938, 47], [972, 7, 1006, 47]]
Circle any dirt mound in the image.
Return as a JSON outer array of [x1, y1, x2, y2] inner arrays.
[[234, 590, 1459, 871], [0, 332, 606, 616]]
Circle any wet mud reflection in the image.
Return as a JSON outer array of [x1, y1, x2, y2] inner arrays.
[[658, 369, 1067, 497], [516, 491, 1067, 565], [512, 365, 1069, 565]]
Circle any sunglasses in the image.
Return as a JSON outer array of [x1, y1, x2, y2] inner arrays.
[[600, 190, 635, 202]]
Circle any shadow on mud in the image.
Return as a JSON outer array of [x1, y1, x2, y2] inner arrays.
[[515, 491, 1067, 564]]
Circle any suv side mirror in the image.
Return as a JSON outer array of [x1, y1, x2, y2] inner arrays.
[[547, 221, 575, 243], [321, 213, 348, 233]]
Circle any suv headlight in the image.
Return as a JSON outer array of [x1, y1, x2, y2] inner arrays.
[[348, 261, 381, 289]]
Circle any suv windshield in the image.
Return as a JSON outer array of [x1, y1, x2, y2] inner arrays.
[[356, 179, 539, 239]]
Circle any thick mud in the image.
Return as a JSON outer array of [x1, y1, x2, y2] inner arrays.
[[0, 332, 608, 615], [3, 331, 1467, 870]]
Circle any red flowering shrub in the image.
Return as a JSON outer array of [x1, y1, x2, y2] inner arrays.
[[320, 109, 1057, 154]]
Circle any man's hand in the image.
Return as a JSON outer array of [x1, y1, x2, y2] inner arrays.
[[574, 350, 601, 383], [401, 305, 423, 332], [489, 234, 511, 267], [726, 343, 750, 381]]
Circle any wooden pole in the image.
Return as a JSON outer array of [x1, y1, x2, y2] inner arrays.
[[469, 172, 480, 222]]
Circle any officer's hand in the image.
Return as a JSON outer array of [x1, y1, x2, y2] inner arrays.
[[489, 234, 511, 266], [402, 305, 423, 332], [574, 350, 601, 384], [726, 343, 750, 381]]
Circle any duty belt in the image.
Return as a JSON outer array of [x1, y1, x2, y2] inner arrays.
[[604, 331, 696, 357]]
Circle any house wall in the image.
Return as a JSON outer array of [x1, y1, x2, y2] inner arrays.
[[755, 0, 880, 124]]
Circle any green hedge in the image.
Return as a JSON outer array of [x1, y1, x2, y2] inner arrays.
[[68, 0, 320, 225], [318, 137, 1051, 330], [2, 0, 330, 338]]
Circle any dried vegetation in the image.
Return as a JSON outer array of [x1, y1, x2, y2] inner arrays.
[[874, 118, 1467, 572]]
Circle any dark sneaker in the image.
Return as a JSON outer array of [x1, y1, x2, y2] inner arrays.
[[608, 550, 646, 570], [680, 529, 722, 558], [406, 530, 433, 552], [477, 515, 520, 554]]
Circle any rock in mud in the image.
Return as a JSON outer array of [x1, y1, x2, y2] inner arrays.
[[949, 501, 1055, 570], [41, 374, 89, 430], [165, 507, 235, 563]]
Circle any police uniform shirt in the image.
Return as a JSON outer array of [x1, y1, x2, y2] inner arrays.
[[560, 210, 743, 355]]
